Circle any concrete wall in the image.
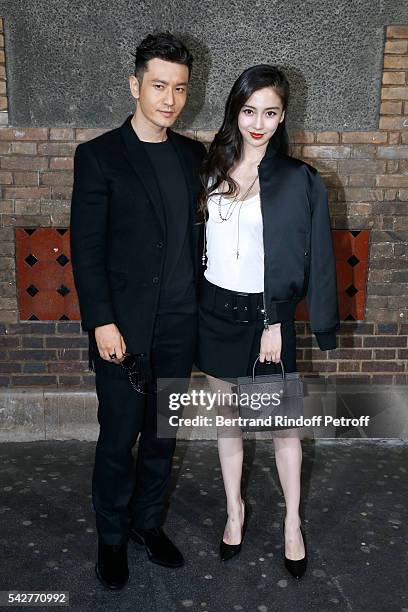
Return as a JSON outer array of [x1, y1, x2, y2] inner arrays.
[[0, 0, 408, 129]]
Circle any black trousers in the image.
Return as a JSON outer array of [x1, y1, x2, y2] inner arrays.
[[92, 312, 196, 546]]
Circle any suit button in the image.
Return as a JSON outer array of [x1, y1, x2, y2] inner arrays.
[[156, 242, 163, 248], [152, 276, 159, 284], [304, 250, 309, 256]]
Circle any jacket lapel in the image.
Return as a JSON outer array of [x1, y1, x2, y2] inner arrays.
[[167, 129, 202, 276], [167, 129, 195, 219], [120, 115, 165, 231]]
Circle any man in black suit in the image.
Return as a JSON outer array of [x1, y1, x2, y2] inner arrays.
[[70, 32, 206, 589]]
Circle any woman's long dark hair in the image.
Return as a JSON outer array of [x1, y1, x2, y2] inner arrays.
[[199, 64, 290, 214]]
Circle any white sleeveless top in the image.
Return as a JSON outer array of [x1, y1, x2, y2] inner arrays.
[[204, 191, 264, 293]]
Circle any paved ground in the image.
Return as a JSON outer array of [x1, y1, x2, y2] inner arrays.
[[0, 439, 407, 612]]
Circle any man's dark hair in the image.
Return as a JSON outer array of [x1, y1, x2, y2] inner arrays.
[[134, 32, 193, 79]]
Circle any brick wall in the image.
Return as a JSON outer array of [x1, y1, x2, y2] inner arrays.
[[0, 23, 407, 386]]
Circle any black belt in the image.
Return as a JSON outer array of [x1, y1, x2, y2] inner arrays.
[[201, 278, 265, 323]]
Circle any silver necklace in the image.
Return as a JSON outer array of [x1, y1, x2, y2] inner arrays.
[[214, 174, 259, 259], [217, 174, 258, 222]]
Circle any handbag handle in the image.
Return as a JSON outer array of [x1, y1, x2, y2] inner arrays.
[[252, 357, 285, 382]]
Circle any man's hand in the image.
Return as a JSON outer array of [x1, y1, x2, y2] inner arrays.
[[259, 323, 281, 363], [95, 323, 127, 363]]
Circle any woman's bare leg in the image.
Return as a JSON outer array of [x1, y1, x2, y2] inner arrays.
[[273, 434, 305, 560], [207, 375, 244, 545]]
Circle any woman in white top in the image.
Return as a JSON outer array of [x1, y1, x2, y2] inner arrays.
[[197, 64, 339, 579]]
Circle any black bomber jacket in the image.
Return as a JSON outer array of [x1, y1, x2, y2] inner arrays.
[[236, 137, 340, 351]]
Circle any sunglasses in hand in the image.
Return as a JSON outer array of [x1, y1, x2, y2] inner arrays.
[[118, 352, 149, 394]]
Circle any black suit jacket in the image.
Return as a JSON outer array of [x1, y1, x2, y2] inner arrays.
[[70, 115, 206, 358]]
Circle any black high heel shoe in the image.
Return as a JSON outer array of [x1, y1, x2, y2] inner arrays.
[[219, 500, 248, 562], [283, 519, 307, 579]]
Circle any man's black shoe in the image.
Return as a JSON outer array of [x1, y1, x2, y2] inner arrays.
[[95, 541, 129, 589], [129, 527, 184, 568]]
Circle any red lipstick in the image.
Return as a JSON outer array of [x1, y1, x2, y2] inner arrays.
[[249, 132, 264, 139]]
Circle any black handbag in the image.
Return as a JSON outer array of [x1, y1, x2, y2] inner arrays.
[[233, 358, 304, 432]]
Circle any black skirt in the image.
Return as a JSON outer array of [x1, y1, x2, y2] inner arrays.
[[196, 277, 297, 382]]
